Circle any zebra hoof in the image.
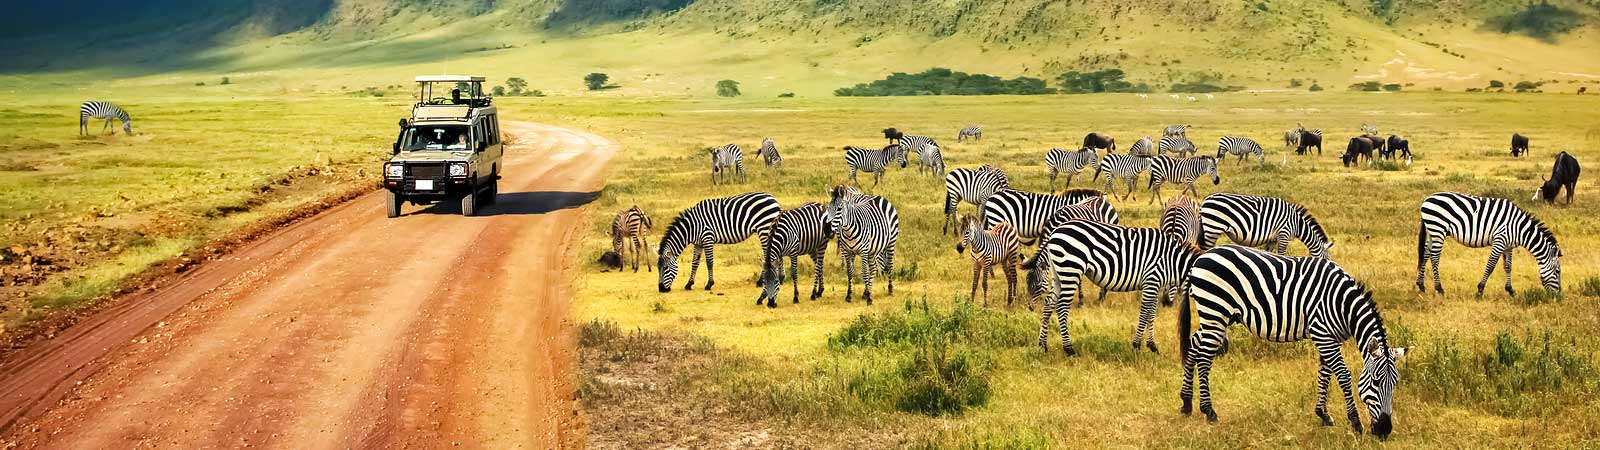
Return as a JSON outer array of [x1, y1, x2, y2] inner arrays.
[[1202, 407, 1218, 423], [1180, 398, 1192, 416], [1316, 408, 1333, 426], [705, 281, 715, 291], [684, 282, 695, 290], [1505, 286, 1516, 297], [1415, 282, 1425, 293], [1435, 285, 1445, 295], [1146, 341, 1160, 354], [1063, 346, 1077, 357]]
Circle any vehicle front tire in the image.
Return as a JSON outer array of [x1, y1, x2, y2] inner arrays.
[[386, 190, 402, 218], [460, 189, 478, 217], [484, 179, 498, 205]]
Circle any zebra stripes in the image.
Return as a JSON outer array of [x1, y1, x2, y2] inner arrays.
[[758, 137, 782, 172], [955, 215, 1022, 307], [1161, 195, 1201, 244], [757, 202, 833, 307], [80, 101, 131, 136], [983, 188, 1118, 244], [1163, 124, 1189, 138], [828, 185, 900, 304], [914, 143, 947, 176], [843, 144, 907, 187], [958, 126, 983, 142], [1159, 136, 1197, 157], [1045, 148, 1098, 193], [1027, 220, 1201, 355], [1198, 193, 1334, 259], [1094, 153, 1152, 201], [657, 192, 781, 292], [1129, 136, 1156, 158], [897, 134, 940, 159], [611, 205, 654, 273], [1180, 245, 1405, 437], [709, 144, 746, 184], [1148, 156, 1219, 204], [1416, 192, 1561, 297], [943, 165, 1010, 235], [1283, 129, 1301, 150], [1216, 136, 1265, 164]]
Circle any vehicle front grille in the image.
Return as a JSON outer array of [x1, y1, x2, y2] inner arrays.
[[407, 163, 445, 179]]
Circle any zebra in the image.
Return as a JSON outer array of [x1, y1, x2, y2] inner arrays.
[[827, 185, 899, 305], [1128, 136, 1157, 158], [897, 134, 940, 160], [1180, 245, 1407, 438], [708, 144, 745, 184], [1416, 192, 1561, 298], [1025, 220, 1201, 355], [1216, 136, 1265, 164], [1161, 195, 1201, 244], [1159, 136, 1197, 157], [843, 144, 907, 188], [611, 205, 654, 273], [79, 101, 131, 136], [1283, 129, 1301, 150], [914, 143, 946, 176], [756, 202, 833, 308], [955, 215, 1022, 307], [958, 125, 983, 142], [758, 137, 782, 172], [983, 188, 1119, 245], [1147, 155, 1220, 204], [1045, 148, 1099, 193], [1025, 194, 1121, 309], [943, 165, 1010, 235], [1164, 125, 1190, 138], [1360, 123, 1379, 136], [1198, 193, 1334, 259], [657, 192, 781, 293], [1093, 153, 1152, 201]]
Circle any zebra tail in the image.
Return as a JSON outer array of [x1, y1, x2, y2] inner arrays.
[[1178, 285, 1192, 361], [1416, 220, 1426, 270], [1020, 249, 1042, 271]]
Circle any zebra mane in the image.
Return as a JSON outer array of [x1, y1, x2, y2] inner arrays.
[[1528, 216, 1560, 253], [1293, 202, 1329, 237], [658, 212, 694, 257], [1352, 282, 1392, 354], [1059, 188, 1102, 198]]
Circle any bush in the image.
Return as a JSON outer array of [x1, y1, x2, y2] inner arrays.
[[492, 86, 506, 96], [1488, 1, 1583, 41], [1408, 330, 1597, 416], [1288, 79, 1303, 88], [835, 68, 1055, 96], [1349, 81, 1382, 92], [194, 81, 205, 86], [1515, 81, 1541, 92], [1057, 69, 1151, 94], [777, 92, 795, 98], [1489, 80, 1505, 88], [715, 79, 741, 97], [1515, 288, 1560, 306], [529, 89, 544, 97], [584, 72, 610, 91], [1382, 83, 1402, 91], [1309, 84, 1324, 91], [1169, 82, 1242, 93], [1577, 276, 1600, 297], [896, 338, 991, 416], [220, 76, 230, 85]]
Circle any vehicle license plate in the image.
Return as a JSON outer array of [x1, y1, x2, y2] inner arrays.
[[415, 180, 434, 190]]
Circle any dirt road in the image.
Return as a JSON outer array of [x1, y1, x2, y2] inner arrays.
[[0, 122, 615, 449]]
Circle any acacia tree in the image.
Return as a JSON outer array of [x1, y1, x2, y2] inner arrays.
[[716, 79, 741, 97], [584, 73, 610, 91], [506, 77, 528, 95]]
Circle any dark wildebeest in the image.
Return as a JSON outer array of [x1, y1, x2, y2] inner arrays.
[[1367, 135, 1389, 158], [1535, 151, 1581, 205], [1083, 132, 1117, 152], [1342, 136, 1374, 167], [883, 128, 904, 145], [1510, 133, 1530, 157], [1387, 135, 1411, 160], [1296, 131, 1323, 155]]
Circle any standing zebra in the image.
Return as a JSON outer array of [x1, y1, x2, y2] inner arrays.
[[657, 192, 781, 292], [958, 125, 983, 142], [1180, 245, 1406, 437], [983, 188, 1118, 244], [1128, 136, 1157, 158], [828, 185, 900, 305], [1416, 192, 1561, 297], [756, 202, 833, 308], [1198, 193, 1334, 259], [897, 134, 941, 160], [611, 205, 654, 273], [1024, 195, 1119, 309], [1163, 124, 1190, 138], [1159, 136, 1197, 157], [1161, 195, 1201, 244], [758, 137, 782, 172], [1216, 136, 1265, 164], [943, 165, 1010, 235], [843, 144, 907, 188], [1147, 155, 1220, 204], [1094, 153, 1152, 201], [1046, 147, 1099, 193], [914, 143, 946, 176], [1283, 129, 1301, 150], [708, 144, 745, 184], [1026, 220, 1200, 355], [79, 101, 132, 136], [955, 215, 1022, 307]]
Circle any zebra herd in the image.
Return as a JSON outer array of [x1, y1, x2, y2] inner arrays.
[[619, 123, 1571, 439]]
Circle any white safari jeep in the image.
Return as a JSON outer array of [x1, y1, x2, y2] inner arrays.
[[382, 75, 504, 217]]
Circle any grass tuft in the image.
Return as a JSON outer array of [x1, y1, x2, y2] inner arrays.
[[1408, 329, 1598, 416], [1575, 276, 1600, 297]]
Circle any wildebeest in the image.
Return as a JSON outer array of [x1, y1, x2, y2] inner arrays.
[[1083, 132, 1117, 152], [1342, 137, 1374, 167], [1511, 133, 1530, 157], [1535, 151, 1581, 205], [1366, 134, 1387, 157], [1296, 130, 1323, 155], [1385, 135, 1411, 161]]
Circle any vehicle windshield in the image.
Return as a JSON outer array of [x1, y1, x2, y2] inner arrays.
[[401, 125, 470, 151]]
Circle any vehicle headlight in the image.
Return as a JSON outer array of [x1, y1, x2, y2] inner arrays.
[[449, 163, 468, 177], [385, 164, 403, 178]]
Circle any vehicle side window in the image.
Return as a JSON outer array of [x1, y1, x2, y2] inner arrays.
[[490, 115, 500, 145]]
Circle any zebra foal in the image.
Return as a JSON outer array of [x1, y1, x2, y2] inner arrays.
[[955, 215, 1022, 307], [611, 205, 654, 272]]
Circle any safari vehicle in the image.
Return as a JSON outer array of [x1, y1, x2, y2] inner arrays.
[[383, 75, 504, 217]]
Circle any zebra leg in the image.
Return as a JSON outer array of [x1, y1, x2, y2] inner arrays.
[[1149, 181, 1160, 205], [1126, 176, 1137, 201], [102, 118, 112, 134], [861, 252, 876, 305], [703, 243, 716, 291], [1476, 236, 1508, 298], [1135, 281, 1160, 353], [1054, 272, 1080, 356], [1049, 169, 1058, 194], [631, 236, 644, 272], [1003, 261, 1018, 307], [809, 251, 825, 300], [1193, 330, 1224, 422], [685, 245, 703, 290], [1502, 250, 1515, 297], [1274, 231, 1292, 255], [790, 254, 801, 305], [970, 261, 982, 305], [841, 252, 855, 303], [1315, 364, 1335, 426], [642, 236, 653, 272], [1325, 347, 1364, 434], [980, 261, 990, 307], [1431, 241, 1446, 294], [1038, 291, 1055, 352], [883, 246, 895, 296], [849, 169, 859, 187]]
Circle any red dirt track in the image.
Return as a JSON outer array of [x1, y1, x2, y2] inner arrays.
[[0, 122, 616, 449]]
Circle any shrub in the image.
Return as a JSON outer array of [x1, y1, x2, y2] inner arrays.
[[1309, 84, 1324, 91], [1288, 78, 1303, 87], [506, 77, 528, 95], [1374, 160, 1407, 171], [777, 92, 795, 98], [529, 89, 545, 97], [1349, 81, 1382, 92], [584, 72, 610, 90], [1577, 276, 1600, 297], [194, 81, 205, 86], [1382, 83, 1402, 91], [895, 338, 991, 416], [835, 68, 1055, 96], [220, 76, 230, 85], [1515, 81, 1541, 92], [1489, 80, 1505, 88], [1515, 288, 1560, 306], [1488, 2, 1583, 41], [492, 86, 506, 96], [1058, 69, 1151, 94], [715, 79, 741, 97]]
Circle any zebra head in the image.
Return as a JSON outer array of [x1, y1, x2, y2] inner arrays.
[[954, 215, 980, 254], [1200, 156, 1220, 185], [1529, 222, 1562, 292], [1298, 209, 1334, 258], [826, 185, 855, 235], [656, 215, 691, 292], [886, 144, 909, 168], [1359, 335, 1408, 439]]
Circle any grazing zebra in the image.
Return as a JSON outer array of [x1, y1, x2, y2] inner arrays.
[[982, 188, 1118, 244], [1093, 153, 1152, 201], [1026, 220, 1201, 355], [708, 144, 745, 184], [1180, 245, 1406, 437], [915, 143, 946, 176], [955, 215, 1022, 307], [1297, 126, 1324, 156], [1161, 195, 1201, 244], [1283, 129, 1301, 150], [1159, 136, 1197, 157], [1416, 192, 1561, 298], [611, 205, 654, 273], [79, 101, 132, 136], [1128, 136, 1157, 158], [1046, 148, 1099, 193], [1216, 136, 1265, 164], [1148, 155, 1220, 204], [1198, 193, 1334, 259], [958, 125, 983, 142], [843, 144, 907, 187], [943, 165, 1011, 235], [756, 202, 833, 308], [1360, 124, 1379, 136], [758, 137, 782, 172], [1024, 195, 1120, 309], [1083, 132, 1117, 152], [827, 185, 900, 305], [657, 192, 782, 293]]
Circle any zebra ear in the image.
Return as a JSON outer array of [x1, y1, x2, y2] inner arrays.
[[1389, 347, 1409, 360], [1364, 336, 1381, 356]]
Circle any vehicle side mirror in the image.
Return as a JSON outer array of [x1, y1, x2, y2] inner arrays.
[[477, 141, 487, 152], [392, 142, 400, 155], [398, 119, 408, 129]]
